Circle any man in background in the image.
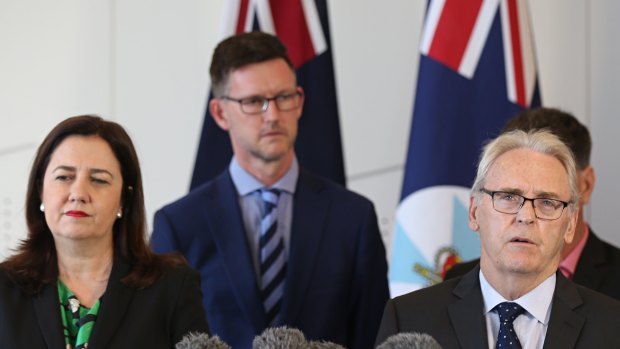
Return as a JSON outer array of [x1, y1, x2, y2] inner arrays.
[[150, 32, 389, 349], [445, 107, 620, 300]]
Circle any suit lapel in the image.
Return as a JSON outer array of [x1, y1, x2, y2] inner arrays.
[[207, 172, 267, 330], [573, 229, 608, 290], [33, 283, 65, 348], [87, 256, 134, 349], [280, 171, 329, 324], [447, 268, 489, 349], [542, 273, 585, 349]]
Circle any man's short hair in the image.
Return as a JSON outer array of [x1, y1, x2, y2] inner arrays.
[[502, 107, 591, 169], [209, 32, 295, 97], [471, 129, 579, 208]]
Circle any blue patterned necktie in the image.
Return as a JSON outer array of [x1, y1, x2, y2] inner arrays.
[[495, 302, 526, 349], [258, 188, 286, 325]]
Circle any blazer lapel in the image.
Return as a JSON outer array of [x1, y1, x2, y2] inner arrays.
[[280, 171, 329, 324], [573, 229, 608, 290], [542, 273, 585, 349], [87, 256, 134, 349], [447, 268, 488, 349], [206, 172, 267, 330], [33, 283, 65, 348]]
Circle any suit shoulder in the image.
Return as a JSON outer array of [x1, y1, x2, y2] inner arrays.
[[599, 236, 620, 258], [300, 169, 373, 206], [392, 278, 460, 310], [139, 263, 202, 299], [444, 259, 479, 280], [157, 172, 228, 213], [574, 283, 620, 312], [158, 263, 200, 283]]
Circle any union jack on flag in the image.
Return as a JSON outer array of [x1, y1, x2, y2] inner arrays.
[[221, 0, 326, 68], [191, 0, 345, 189], [389, 0, 541, 297]]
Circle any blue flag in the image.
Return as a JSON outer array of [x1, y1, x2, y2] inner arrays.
[[389, 0, 541, 297], [190, 0, 345, 190]]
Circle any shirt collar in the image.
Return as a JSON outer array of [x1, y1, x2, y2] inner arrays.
[[480, 270, 555, 325], [559, 224, 590, 278], [229, 156, 298, 196]]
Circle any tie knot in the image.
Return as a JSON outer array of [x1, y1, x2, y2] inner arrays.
[[495, 302, 525, 323], [259, 188, 281, 211]]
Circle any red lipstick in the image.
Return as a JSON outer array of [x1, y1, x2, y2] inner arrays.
[[65, 210, 89, 217]]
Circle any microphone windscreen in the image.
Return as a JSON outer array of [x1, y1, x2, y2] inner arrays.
[[376, 332, 443, 349], [306, 340, 347, 349], [251, 326, 307, 349], [175, 331, 231, 349]]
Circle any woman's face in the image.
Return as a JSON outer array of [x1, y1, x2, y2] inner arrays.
[[41, 135, 123, 246]]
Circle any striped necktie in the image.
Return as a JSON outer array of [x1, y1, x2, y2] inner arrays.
[[258, 188, 286, 325]]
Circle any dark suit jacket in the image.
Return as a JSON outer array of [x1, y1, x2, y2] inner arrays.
[[375, 267, 620, 348], [0, 257, 208, 348], [150, 169, 389, 349], [444, 228, 620, 300]]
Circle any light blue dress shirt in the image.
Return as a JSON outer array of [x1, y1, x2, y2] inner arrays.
[[229, 156, 298, 283], [480, 270, 555, 349]]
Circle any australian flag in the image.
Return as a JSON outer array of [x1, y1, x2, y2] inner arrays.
[[190, 0, 345, 189], [389, 0, 541, 297]]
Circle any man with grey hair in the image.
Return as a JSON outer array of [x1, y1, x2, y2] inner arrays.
[[375, 130, 620, 349], [445, 108, 620, 301]]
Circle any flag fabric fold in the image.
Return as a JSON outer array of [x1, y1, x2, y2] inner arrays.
[[190, 0, 345, 190], [389, 0, 541, 297]]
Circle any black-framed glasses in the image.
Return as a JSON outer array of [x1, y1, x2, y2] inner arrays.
[[480, 188, 570, 221], [220, 92, 303, 115]]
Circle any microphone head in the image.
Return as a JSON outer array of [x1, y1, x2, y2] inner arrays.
[[376, 332, 443, 349], [251, 326, 307, 349], [175, 332, 231, 349], [306, 340, 347, 349]]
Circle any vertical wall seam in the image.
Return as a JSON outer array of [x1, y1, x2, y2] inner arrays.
[[110, 0, 116, 119]]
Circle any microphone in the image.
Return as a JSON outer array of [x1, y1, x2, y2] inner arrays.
[[175, 332, 231, 349], [251, 326, 307, 349], [376, 332, 443, 349], [306, 340, 347, 349]]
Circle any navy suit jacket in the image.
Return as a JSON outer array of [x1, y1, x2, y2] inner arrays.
[[444, 228, 620, 300], [151, 169, 389, 349], [375, 267, 620, 349], [0, 257, 209, 348]]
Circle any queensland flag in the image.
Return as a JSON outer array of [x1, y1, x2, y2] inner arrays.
[[389, 0, 541, 297], [190, 0, 345, 189]]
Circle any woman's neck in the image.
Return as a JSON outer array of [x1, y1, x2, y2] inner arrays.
[[57, 245, 114, 307]]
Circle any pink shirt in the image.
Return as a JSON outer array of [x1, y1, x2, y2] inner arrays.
[[559, 225, 590, 279]]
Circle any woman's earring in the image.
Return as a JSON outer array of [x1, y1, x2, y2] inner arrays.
[[40, 203, 45, 212], [117, 210, 122, 219]]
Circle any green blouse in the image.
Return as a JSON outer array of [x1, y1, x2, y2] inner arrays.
[[57, 279, 101, 349]]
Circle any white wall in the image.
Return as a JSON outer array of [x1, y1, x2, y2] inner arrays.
[[1, 1, 618, 260]]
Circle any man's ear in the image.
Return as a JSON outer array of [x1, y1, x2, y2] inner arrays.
[[210, 99, 230, 131], [578, 166, 595, 206], [468, 196, 480, 232], [564, 207, 579, 245]]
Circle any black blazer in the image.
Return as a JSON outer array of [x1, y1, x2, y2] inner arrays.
[[0, 257, 209, 348], [375, 266, 620, 349], [444, 228, 620, 300], [151, 168, 390, 349]]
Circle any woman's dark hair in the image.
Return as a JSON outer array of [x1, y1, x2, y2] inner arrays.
[[1, 115, 183, 294]]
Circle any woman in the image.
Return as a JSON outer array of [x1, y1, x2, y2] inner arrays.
[[0, 115, 209, 348]]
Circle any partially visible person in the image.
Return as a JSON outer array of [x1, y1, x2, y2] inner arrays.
[[0, 115, 208, 348], [376, 130, 620, 348], [151, 32, 389, 349], [444, 107, 620, 301]]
